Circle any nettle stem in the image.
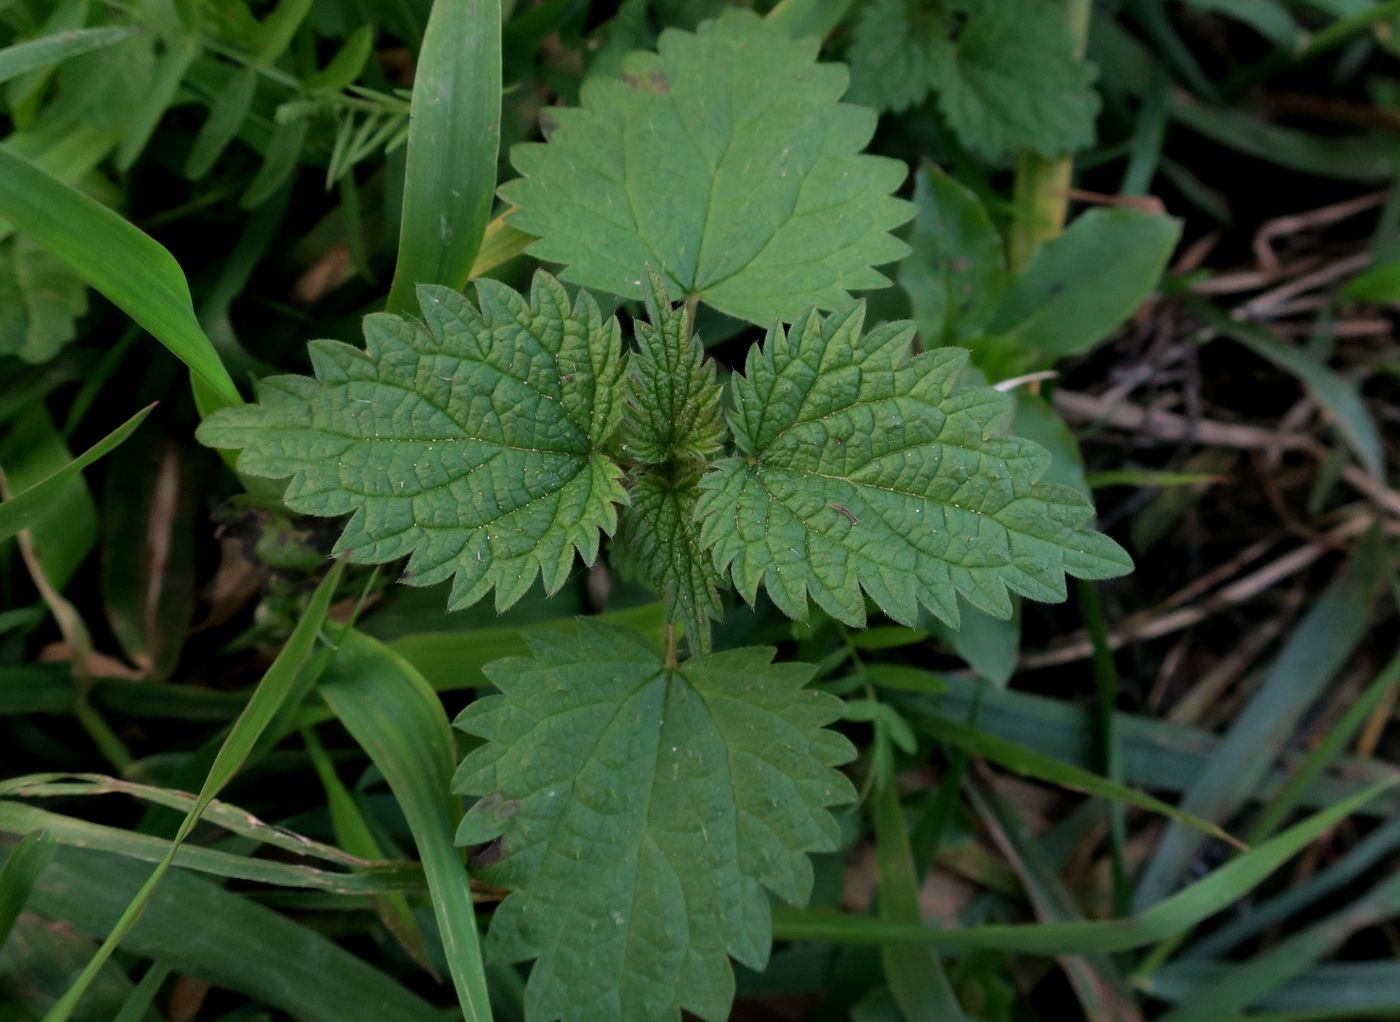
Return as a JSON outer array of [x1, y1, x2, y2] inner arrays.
[[1008, 0, 1092, 272], [663, 622, 680, 668]]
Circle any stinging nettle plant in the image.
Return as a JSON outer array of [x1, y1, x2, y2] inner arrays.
[[197, 10, 1131, 1021]]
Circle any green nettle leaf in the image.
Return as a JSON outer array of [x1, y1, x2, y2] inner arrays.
[[500, 10, 913, 326], [696, 303, 1132, 628], [0, 235, 88, 363], [453, 621, 856, 1022], [845, 0, 952, 115], [615, 476, 723, 654], [615, 270, 727, 651], [621, 270, 725, 467], [195, 273, 627, 611], [931, 0, 1099, 162]]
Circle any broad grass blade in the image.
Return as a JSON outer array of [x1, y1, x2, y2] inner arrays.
[[320, 628, 494, 1022], [0, 148, 242, 413], [386, 0, 502, 313]]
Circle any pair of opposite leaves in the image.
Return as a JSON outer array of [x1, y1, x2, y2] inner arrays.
[[195, 13, 1130, 1021]]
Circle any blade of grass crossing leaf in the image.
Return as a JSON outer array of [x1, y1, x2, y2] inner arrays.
[[770, 779, 1393, 953], [909, 711, 1242, 847], [0, 829, 56, 949], [872, 780, 966, 1022], [966, 772, 1142, 1021], [0, 26, 132, 84], [40, 559, 344, 1022], [0, 148, 242, 412], [303, 727, 438, 974], [320, 628, 494, 1022], [24, 846, 443, 1022], [1134, 536, 1385, 909], [1246, 649, 1400, 844], [386, 0, 502, 312], [0, 403, 154, 544]]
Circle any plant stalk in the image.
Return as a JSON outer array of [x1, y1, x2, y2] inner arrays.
[[1008, 0, 1093, 272]]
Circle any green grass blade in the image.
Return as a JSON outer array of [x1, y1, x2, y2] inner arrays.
[[303, 727, 438, 973], [1184, 814, 1400, 961], [0, 801, 423, 894], [0, 829, 56, 949], [1193, 300, 1385, 479], [23, 845, 443, 1022], [770, 779, 1393, 953], [1149, 961, 1400, 1017], [0, 403, 154, 545], [872, 780, 965, 1021], [928, 670, 1396, 816], [0, 26, 131, 84], [0, 148, 242, 413], [0, 771, 417, 870], [0, 123, 118, 243], [386, 0, 502, 313], [112, 964, 169, 1022], [966, 772, 1141, 1020], [320, 628, 494, 1022], [1135, 539, 1385, 908], [40, 560, 344, 1022], [910, 710, 1242, 848], [1247, 649, 1400, 843], [1157, 870, 1400, 1022]]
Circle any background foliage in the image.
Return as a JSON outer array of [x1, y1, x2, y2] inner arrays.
[[1, 0, 1398, 1020]]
